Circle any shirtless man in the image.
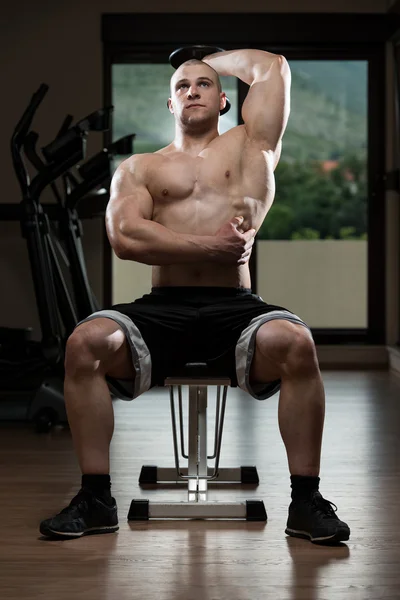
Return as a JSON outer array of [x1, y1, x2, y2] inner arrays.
[[40, 48, 350, 544]]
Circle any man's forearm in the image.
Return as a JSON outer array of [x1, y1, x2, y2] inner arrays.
[[115, 218, 219, 265], [202, 49, 280, 86]]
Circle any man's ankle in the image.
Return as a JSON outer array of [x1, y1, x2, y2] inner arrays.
[[81, 474, 112, 501], [290, 475, 320, 500]]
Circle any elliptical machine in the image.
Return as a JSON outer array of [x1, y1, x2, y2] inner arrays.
[[2, 84, 134, 431], [23, 95, 135, 331]]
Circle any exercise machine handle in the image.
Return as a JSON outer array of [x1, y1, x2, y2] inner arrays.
[[10, 84, 49, 194]]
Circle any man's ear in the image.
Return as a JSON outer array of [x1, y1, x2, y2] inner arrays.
[[219, 92, 227, 112], [167, 98, 174, 113]]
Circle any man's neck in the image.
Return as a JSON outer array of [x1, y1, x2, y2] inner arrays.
[[173, 126, 219, 156]]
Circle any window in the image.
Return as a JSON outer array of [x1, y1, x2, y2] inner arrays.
[[256, 61, 368, 329]]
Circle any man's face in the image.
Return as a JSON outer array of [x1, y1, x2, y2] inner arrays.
[[168, 62, 225, 127]]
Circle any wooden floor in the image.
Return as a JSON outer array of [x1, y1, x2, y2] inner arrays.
[[0, 370, 400, 600]]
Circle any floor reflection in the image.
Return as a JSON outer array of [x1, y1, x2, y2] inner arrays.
[[286, 536, 350, 600]]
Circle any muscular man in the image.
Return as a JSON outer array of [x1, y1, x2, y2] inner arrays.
[[40, 48, 350, 544]]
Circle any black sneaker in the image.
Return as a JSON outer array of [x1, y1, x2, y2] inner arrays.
[[39, 489, 119, 539], [285, 491, 350, 545]]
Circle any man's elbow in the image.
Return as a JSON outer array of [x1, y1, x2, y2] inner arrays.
[[254, 55, 289, 82], [107, 219, 138, 260], [269, 54, 288, 67], [110, 235, 137, 261], [272, 57, 291, 90], [113, 243, 130, 260], [278, 55, 290, 77]]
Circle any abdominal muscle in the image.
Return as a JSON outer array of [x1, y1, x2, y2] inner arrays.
[[152, 260, 251, 288]]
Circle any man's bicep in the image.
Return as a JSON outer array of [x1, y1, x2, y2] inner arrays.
[[106, 162, 154, 256], [242, 56, 291, 150]]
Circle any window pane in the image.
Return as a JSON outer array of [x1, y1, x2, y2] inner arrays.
[[257, 61, 368, 329]]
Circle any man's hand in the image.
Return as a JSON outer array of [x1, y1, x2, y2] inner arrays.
[[214, 216, 256, 265]]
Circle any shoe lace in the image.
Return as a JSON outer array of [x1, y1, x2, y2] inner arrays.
[[59, 490, 93, 515], [311, 492, 338, 519]]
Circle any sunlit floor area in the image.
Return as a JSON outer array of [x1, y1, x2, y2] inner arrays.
[[0, 370, 399, 600]]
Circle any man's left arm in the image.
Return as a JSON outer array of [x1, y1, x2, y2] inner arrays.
[[202, 49, 291, 151]]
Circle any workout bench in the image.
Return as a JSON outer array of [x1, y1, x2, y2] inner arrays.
[[127, 362, 267, 521]]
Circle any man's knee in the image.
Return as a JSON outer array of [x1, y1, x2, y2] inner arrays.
[[65, 318, 129, 376], [256, 320, 318, 376], [286, 329, 318, 374]]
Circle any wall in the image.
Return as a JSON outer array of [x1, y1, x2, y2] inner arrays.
[[1, 0, 397, 340]]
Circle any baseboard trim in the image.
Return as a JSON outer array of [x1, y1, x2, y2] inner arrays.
[[316, 345, 389, 369]]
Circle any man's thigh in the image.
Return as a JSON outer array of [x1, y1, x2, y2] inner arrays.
[[199, 293, 311, 400], [79, 296, 198, 398]]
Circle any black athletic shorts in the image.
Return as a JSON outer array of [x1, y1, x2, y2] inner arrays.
[[78, 287, 311, 401]]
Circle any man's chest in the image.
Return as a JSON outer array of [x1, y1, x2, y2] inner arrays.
[[147, 145, 270, 204]]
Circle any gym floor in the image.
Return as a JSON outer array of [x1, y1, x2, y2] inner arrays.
[[0, 370, 399, 600]]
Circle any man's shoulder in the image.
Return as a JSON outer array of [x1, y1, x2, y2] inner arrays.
[[118, 152, 163, 179], [122, 152, 160, 169]]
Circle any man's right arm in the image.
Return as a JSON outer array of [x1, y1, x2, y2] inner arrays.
[[106, 157, 253, 266], [106, 157, 219, 265]]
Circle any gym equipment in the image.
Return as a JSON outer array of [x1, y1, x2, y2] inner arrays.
[[2, 84, 88, 431], [24, 122, 135, 327], [128, 362, 267, 521], [1, 84, 132, 431], [169, 45, 231, 116], [12, 84, 113, 352], [60, 134, 135, 325], [169, 45, 225, 69]]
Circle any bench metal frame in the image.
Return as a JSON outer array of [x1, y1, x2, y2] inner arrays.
[[128, 365, 267, 521]]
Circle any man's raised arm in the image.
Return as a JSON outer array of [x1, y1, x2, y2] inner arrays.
[[202, 49, 291, 151], [106, 157, 255, 266]]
